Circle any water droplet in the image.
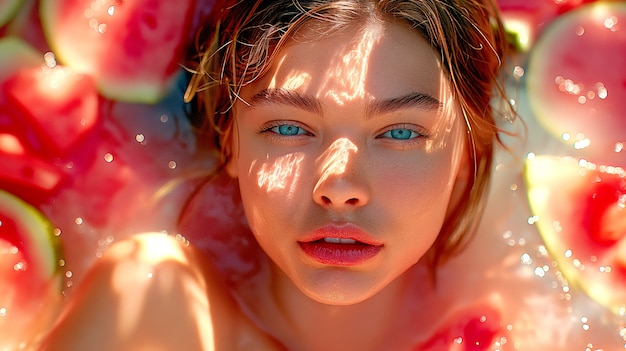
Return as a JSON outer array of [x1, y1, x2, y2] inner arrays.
[[75, 217, 83, 225], [534, 266, 546, 277], [576, 26, 585, 36], [0, 307, 6, 317], [597, 83, 608, 99], [136, 134, 145, 143], [604, 16, 618, 30], [521, 253, 532, 265], [104, 153, 114, 163], [160, 114, 169, 123], [65, 270, 73, 278], [168, 161, 177, 169], [107, 5, 115, 16], [43, 52, 56, 68]]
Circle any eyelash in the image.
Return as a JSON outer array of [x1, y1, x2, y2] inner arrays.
[[376, 124, 430, 147], [258, 121, 314, 139], [258, 121, 429, 146]]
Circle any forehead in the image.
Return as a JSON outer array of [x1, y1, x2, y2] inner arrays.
[[244, 19, 449, 105]]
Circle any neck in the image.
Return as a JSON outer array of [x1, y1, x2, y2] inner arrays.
[[262, 264, 416, 351]]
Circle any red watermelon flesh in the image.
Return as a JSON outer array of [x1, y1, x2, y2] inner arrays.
[[416, 304, 504, 351], [0, 189, 60, 311], [0, 38, 67, 197], [0, 190, 61, 348], [525, 156, 626, 314], [40, 0, 196, 104], [2, 65, 99, 155]]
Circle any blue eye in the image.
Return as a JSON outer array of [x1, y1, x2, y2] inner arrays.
[[273, 124, 307, 136], [382, 128, 419, 140]]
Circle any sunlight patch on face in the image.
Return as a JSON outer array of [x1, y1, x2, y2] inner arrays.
[[314, 138, 359, 193], [318, 25, 382, 105], [255, 152, 305, 197], [268, 55, 312, 92]]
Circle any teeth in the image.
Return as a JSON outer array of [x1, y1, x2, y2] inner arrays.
[[323, 237, 356, 244]]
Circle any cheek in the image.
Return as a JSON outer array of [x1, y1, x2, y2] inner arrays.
[[236, 151, 309, 230], [375, 155, 455, 212]]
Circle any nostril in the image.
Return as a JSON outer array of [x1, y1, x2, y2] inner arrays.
[[345, 198, 359, 205], [321, 196, 332, 205]]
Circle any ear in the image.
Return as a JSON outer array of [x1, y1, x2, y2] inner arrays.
[[223, 123, 239, 178], [225, 154, 238, 178]]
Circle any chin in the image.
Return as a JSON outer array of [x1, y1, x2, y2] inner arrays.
[[297, 272, 391, 306]]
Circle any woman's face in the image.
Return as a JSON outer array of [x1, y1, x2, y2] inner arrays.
[[227, 19, 468, 304]]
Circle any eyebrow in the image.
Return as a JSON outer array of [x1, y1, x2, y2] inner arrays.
[[250, 88, 442, 118], [251, 88, 322, 115]]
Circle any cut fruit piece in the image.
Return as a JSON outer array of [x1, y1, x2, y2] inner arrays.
[[0, 36, 41, 82], [40, 0, 196, 103], [0, 190, 61, 313], [0, 190, 61, 348], [526, 2, 626, 164], [2, 65, 99, 155], [525, 155, 626, 314], [0, 0, 22, 27], [0, 141, 65, 195], [416, 304, 504, 351]]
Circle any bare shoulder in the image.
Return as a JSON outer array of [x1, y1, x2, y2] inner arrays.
[[40, 233, 282, 351]]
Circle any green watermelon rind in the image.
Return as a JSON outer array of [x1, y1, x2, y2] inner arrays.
[[0, 190, 61, 280], [0, 0, 22, 28], [0, 37, 42, 81], [38, 0, 180, 104], [525, 156, 626, 315]]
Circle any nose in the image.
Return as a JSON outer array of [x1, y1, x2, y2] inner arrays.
[[312, 138, 370, 210]]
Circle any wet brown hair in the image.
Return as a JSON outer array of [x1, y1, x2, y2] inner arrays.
[[186, 0, 513, 270]]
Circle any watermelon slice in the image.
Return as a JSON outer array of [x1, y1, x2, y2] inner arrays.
[[0, 190, 60, 284], [526, 2, 626, 164], [40, 0, 196, 104], [415, 304, 504, 351], [0, 36, 41, 81], [497, 0, 593, 50], [525, 155, 626, 314], [0, 0, 22, 28], [0, 132, 65, 195], [2, 65, 100, 155], [0, 190, 62, 348]]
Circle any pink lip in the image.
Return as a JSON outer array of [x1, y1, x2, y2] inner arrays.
[[298, 224, 383, 266]]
